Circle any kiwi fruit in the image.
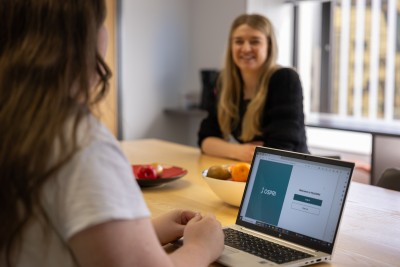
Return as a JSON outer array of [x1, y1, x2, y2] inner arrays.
[[207, 165, 231, 180]]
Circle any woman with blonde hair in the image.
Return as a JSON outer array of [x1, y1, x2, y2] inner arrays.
[[0, 0, 224, 266], [198, 13, 309, 162]]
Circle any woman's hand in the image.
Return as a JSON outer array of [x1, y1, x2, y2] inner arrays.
[[175, 213, 225, 264], [152, 209, 199, 245], [235, 143, 259, 162]]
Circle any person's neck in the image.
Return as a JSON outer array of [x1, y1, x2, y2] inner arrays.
[[241, 71, 259, 100]]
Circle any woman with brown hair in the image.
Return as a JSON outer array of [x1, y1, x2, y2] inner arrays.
[[198, 14, 309, 162], [0, 1, 224, 266]]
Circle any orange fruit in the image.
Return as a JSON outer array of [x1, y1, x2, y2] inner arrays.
[[231, 163, 251, 182]]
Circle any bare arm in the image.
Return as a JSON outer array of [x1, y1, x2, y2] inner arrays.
[[69, 215, 224, 267], [69, 218, 173, 267], [201, 137, 258, 162]]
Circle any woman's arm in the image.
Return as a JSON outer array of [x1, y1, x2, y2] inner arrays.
[[262, 68, 309, 153], [69, 214, 224, 267], [198, 85, 259, 162], [69, 218, 173, 267], [201, 137, 257, 162]]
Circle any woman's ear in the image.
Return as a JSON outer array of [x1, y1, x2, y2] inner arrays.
[[97, 25, 108, 58]]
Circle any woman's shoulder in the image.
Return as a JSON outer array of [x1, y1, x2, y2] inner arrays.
[[270, 67, 299, 80], [267, 67, 303, 96]]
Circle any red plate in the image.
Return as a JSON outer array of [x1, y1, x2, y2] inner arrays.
[[132, 164, 187, 187]]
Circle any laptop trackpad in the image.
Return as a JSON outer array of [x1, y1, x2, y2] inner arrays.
[[219, 249, 274, 267]]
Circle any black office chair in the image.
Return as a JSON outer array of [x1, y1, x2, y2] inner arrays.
[[376, 168, 400, 192]]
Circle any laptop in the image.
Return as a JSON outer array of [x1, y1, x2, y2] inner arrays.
[[218, 146, 354, 267]]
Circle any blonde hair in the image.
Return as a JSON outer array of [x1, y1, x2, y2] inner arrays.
[[218, 14, 279, 141]]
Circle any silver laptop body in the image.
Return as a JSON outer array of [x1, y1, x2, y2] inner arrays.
[[218, 146, 354, 267]]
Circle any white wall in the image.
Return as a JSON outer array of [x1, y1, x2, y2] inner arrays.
[[119, 0, 246, 142], [188, 0, 246, 94], [120, 0, 190, 140]]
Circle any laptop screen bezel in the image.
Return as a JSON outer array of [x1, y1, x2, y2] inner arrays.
[[235, 146, 354, 254]]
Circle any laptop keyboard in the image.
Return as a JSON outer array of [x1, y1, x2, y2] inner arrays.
[[224, 228, 313, 264]]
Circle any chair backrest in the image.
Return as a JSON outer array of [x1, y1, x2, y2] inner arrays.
[[376, 168, 400, 192]]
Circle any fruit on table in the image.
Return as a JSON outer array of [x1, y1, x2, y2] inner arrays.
[[137, 165, 158, 179], [231, 163, 251, 182], [207, 165, 231, 180]]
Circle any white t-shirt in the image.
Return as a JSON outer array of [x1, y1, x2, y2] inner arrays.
[[15, 115, 150, 267]]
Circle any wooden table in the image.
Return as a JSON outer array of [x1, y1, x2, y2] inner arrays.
[[121, 139, 400, 266]]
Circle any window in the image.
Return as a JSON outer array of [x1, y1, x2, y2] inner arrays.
[[293, 0, 400, 122]]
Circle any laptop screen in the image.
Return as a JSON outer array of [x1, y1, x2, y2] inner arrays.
[[236, 147, 354, 254]]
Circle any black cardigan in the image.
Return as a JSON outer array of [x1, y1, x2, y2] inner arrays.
[[197, 67, 309, 154]]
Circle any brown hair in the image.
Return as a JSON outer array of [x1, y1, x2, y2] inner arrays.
[[0, 0, 111, 265], [218, 14, 279, 141]]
